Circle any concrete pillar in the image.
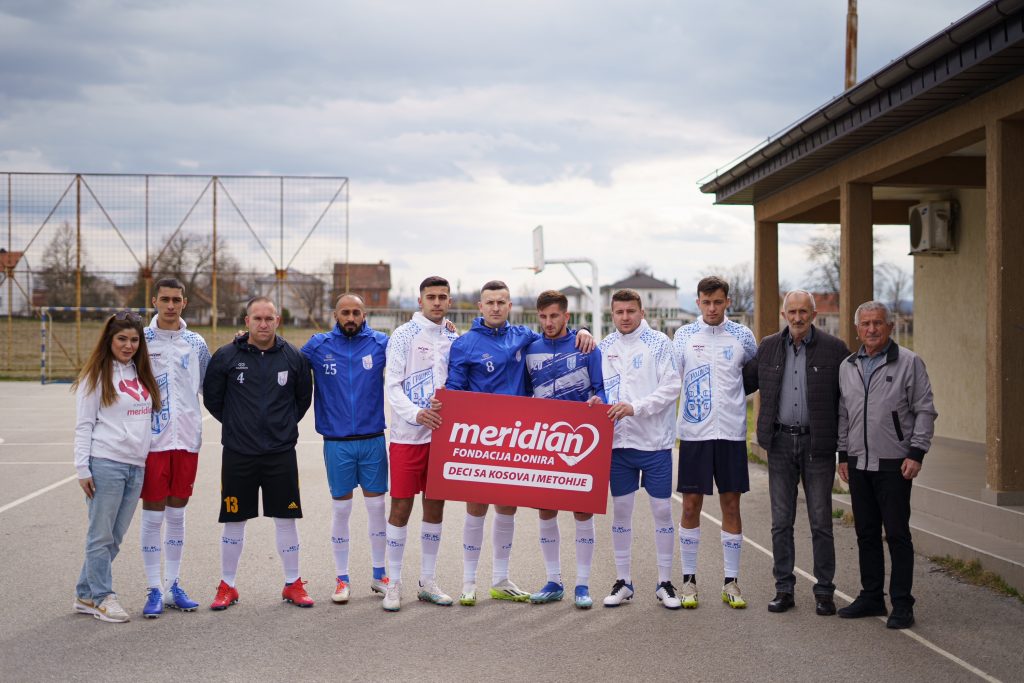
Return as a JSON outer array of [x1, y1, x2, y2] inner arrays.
[[839, 182, 873, 348], [754, 220, 779, 341], [984, 119, 1024, 505]]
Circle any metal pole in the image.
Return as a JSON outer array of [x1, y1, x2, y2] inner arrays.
[[845, 0, 858, 90], [212, 177, 218, 340], [144, 175, 151, 308], [6, 173, 11, 371], [547, 257, 602, 340], [40, 309, 46, 384], [75, 175, 82, 365], [344, 179, 350, 291], [279, 176, 284, 317]]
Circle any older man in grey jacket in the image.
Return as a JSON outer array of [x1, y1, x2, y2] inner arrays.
[[837, 301, 937, 630]]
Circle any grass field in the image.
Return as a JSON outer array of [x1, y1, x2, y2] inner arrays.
[[0, 317, 327, 381]]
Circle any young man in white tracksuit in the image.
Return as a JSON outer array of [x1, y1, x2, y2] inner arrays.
[[673, 276, 757, 609], [139, 277, 211, 617], [598, 289, 683, 609]]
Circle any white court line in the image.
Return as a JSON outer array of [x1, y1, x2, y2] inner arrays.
[[0, 443, 73, 446], [0, 475, 78, 514], [0, 461, 71, 465], [672, 494, 1000, 683]]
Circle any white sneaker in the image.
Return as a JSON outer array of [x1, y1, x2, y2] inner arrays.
[[680, 578, 698, 608], [602, 579, 634, 607], [332, 577, 350, 604], [459, 584, 477, 606], [382, 582, 401, 612], [656, 581, 682, 609], [722, 580, 747, 609], [73, 596, 98, 616], [489, 579, 530, 602], [94, 594, 130, 623], [370, 575, 390, 596], [417, 579, 453, 606]]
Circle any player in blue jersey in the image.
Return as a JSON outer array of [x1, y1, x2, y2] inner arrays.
[[441, 280, 594, 606], [301, 294, 390, 605], [524, 290, 605, 609]]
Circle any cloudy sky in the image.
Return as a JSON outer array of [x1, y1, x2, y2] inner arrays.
[[0, 0, 984, 307]]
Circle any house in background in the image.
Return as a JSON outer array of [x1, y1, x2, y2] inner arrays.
[[698, 1, 1024, 587], [603, 270, 679, 311], [333, 261, 391, 308], [0, 250, 31, 315]]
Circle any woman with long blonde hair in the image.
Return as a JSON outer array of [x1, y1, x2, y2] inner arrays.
[[71, 310, 160, 623]]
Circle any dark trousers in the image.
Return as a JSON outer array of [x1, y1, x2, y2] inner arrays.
[[768, 432, 836, 596], [848, 465, 915, 608]]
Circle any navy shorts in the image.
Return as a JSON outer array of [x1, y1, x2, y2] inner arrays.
[[677, 439, 749, 495], [609, 448, 672, 499], [324, 436, 388, 497]]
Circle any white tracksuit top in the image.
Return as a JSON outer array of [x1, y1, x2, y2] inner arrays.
[[145, 316, 210, 454], [74, 360, 154, 478], [386, 312, 459, 445], [673, 316, 756, 442], [598, 319, 681, 451]]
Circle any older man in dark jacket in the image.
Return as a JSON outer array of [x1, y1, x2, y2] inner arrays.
[[744, 290, 850, 616]]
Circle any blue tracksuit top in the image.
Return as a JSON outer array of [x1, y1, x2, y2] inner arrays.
[[525, 329, 606, 403], [301, 321, 388, 438], [445, 317, 541, 396]]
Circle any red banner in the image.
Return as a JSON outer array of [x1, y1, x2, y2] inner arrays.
[[426, 388, 614, 514]]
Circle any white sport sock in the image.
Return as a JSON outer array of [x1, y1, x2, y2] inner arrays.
[[141, 509, 164, 589], [274, 518, 301, 584], [574, 517, 595, 587], [365, 495, 387, 571], [722, 530, 743, 579], [462, 512, 486, 585], [163, 506, 186, 588], [611, 493, 636, 582], [679, 525, 701, 576], [220, 521, 246, 587], [420, 521, 442, 583], [386, 523, 407, 585], [331, 499, 352, 577], [492, 513, 516, 585], [649, 497, 674, 584], [539, 517, 561, 583]]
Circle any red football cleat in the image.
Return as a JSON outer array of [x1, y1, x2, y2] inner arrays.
[[282, 578, 314, 608], [210, 580, 239, 611]]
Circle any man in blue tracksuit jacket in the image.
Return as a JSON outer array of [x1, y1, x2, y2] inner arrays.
[[442, 280, 594, 606], [524, 290, 605, 609], [301, 293, 390, 604]]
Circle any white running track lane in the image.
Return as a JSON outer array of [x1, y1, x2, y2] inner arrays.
[[674, 494, 1001, 683]]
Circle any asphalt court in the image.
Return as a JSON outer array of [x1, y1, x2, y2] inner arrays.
[[1, 382, 1021, 682]]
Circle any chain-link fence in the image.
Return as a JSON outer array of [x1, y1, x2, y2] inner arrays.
[[1, 172, 349, 379]]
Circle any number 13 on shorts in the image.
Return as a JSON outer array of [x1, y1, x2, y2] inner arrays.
[[224, 496, 239, 513]]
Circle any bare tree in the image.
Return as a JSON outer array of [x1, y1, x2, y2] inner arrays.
[[876, 262, 912, 315], [700, 262, 754, 313], [151, 231, 243, 321], [39, 221, 118, 308], [805, 225, 842, 297]]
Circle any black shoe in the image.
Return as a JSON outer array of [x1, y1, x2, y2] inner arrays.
[[837, 596, 888, 619], [815, 596, 836, 616], [886, 606, 915, 629], [767, 592, 795, 613]]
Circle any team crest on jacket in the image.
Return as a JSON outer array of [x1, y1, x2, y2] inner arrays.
[[566, 355, 577, 371], [152, 373, 170, 434], [722, 346, 733, 361], [362, 354, 373, 370], [632, 354, 643, 369], [682, 364, 712, 423], [277, 370, 289, 386]]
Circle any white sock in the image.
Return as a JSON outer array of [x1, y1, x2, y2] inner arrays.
[[274, 518, 301, 584], [386, 523, 407, 585], [163, 506, 186, 588], [420, 522, 442, 583], [574, 517, 595, 587], [331, 499, 352, 577], [650, 497, 674, 584], [492, 512, 516, 585], [679, 525, 701, 576], [611, 493, 635, 582], [462, 513, 485, 585], [365, 496, 387, 572], [539, 517, 561, 583], [141, 509, 164, 589], [220, 521, 246, 587], [722, 530, 743, 579]]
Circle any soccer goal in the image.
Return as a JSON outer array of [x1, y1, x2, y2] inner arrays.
[[38, 307, 152, 384]]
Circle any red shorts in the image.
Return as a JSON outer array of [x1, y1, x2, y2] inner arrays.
[[141, 450, 199, 502], [389, 443, 430, 499]]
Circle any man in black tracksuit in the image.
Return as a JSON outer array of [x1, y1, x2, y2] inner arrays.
[[743, 290, 849, 616], [203, 296, 314, 610]]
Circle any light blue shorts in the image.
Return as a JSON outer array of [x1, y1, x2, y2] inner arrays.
[[323, 436, 388, 497]]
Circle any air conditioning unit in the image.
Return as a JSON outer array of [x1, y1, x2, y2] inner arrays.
[[908, 200, 955, 254]]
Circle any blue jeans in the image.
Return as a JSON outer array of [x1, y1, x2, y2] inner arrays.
[[75, 457, 144, 601], [768, 432, 836, 596]]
